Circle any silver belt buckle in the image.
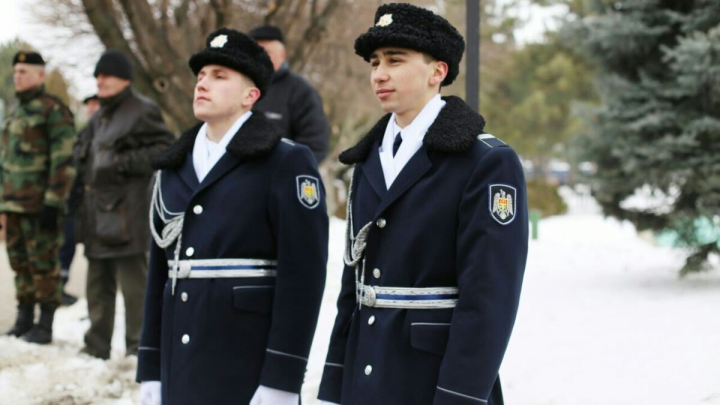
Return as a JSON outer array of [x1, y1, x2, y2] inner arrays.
[[361, 285, 377, 307], [177, 261, 192, 279]]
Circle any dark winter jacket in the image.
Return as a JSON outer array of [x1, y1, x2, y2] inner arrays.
[[136, 112, 328, 405], [254, 64, 330, 163], [74, 86, 174, 259], [318, 96, 528, 405]]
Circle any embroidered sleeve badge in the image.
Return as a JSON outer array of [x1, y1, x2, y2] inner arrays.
[[489, 184, 516, 225], [297, 175, 321, 209]]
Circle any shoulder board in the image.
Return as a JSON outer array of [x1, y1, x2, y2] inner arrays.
[[476, 133, 507, 148], [281, 138, 296, 146]]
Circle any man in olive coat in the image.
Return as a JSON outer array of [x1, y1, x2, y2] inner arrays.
[[1, 51, 76, 344]]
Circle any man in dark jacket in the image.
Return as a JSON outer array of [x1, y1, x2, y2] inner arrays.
[[59, 94, 100, 307], [135, 28, 328, 405], [249, 25, 330, 163], [318, 4, 528, 405], [75, 50, 174, 360]]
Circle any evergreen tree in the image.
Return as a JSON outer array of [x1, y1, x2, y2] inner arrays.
[[564, 0, 720, 273]]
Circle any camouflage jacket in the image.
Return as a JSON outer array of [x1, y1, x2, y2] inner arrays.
[[0, 85, 76, 213]]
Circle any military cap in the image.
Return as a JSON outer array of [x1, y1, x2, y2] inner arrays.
[[354, 3, 465, 86], [83, 94, 99, 104], [248, 25, 285, 44], [189, 28, 274, 97], [13, 51, 45, 66]]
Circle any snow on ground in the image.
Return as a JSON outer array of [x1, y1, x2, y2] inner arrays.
[[1, 188, 719, 405]]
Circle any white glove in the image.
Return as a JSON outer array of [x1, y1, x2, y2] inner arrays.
[[320, 402, 341, 405], [249, 385, 299, 405], [139, 381, 161, 405]]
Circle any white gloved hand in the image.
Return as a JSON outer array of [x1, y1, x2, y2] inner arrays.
[[139, 381, 162, 405], [249, 385, 300, 405]]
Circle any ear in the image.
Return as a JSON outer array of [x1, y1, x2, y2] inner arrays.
[[429, 61, 448, 87], [242, 87, 261, 108]]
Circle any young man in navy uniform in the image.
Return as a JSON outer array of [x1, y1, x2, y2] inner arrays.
[[135, 28, 328, 405], [318, 3, 528, 405]]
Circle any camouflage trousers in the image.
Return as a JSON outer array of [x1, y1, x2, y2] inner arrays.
[[5, 212, 64, 308]]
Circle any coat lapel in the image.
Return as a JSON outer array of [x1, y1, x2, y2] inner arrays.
[[374, 146, 432, 217], [195, 152, 241, 194], [361, 140, 388, 199], [177, 151, 200, 190]]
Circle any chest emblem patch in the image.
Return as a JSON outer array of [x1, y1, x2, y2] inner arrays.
[[297, 175, 321, 209], [489, 184, 517, 225]]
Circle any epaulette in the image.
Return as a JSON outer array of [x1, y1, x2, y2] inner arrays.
[[281, 138, 296, 146], [476, 133, 507, 148]]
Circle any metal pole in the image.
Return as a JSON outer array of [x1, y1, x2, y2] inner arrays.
[[466, 0, 480, 112]]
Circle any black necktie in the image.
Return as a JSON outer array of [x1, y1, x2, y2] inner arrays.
[[392, 132, 403, 157]]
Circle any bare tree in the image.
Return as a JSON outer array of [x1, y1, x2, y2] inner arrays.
[[32, 0, 342, 129]]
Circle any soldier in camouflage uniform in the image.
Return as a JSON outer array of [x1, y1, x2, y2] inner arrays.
[[0, 51, 76, 344]]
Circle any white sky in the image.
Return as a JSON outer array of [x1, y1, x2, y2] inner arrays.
[[0, 0, 23, 44]]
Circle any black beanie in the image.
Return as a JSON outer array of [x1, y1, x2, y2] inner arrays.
[[94, 50, 133, 81], [248, 25, 285, 43], [188, 28, 274, 98], [354, 3, 465, 86]]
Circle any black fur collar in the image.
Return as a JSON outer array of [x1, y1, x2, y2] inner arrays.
[[153, 110, 283, 169], [339, 96, 485, 164]]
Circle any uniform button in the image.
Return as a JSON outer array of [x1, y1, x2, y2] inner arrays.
[[193, 205, 203, 215], [186, 247, 195, 257], [181, 334, 190, 344], [364, 365, 373, 375], [373, 268, 381, 279], [181, 292, 188, 302], [368, 316, 375, 325], [376, 218, 386, 228]]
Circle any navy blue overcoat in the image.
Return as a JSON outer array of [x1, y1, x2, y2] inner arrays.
[[136, 112, 328, 405], [318, 96, 528, 405]]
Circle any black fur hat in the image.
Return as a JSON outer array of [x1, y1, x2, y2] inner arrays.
[[354, 3, 465, 86], [189, 28, 274, 97]]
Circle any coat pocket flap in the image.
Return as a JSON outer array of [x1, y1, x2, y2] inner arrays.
[[232, 285, 275, 314], [95, 191, 125, 212], [406, 308, 453, 356], [410, 322, 451, 356]]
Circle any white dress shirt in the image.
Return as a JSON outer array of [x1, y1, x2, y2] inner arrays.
[[378, 94, 446, 188], [192, 111, 252, 182]]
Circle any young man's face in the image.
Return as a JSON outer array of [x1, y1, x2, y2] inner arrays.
[[369, 47, 447, 121], [193, 64, 259, 123], [13, 64, 45, 93], [96, 74, 131, 98]]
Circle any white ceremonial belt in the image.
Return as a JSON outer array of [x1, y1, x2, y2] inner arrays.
[[167, 258, 278, 279], [357, 285, 459, 309]]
